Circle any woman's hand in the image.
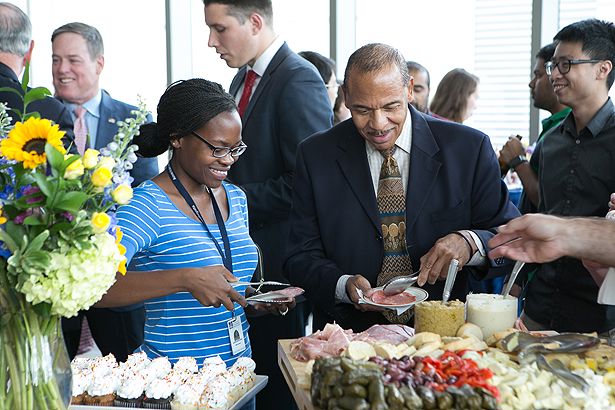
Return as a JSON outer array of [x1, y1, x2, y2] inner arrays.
[[183, 266, 246, 311]]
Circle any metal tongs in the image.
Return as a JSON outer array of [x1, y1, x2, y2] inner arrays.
[[536, 354, 590, 392], [501, 260, 525, 298], [231, 280, 290, 293], [382, 271, 421, 296], [442, 258, 459, 303]]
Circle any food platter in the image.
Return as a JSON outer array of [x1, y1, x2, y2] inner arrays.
[[359, 286, 428, 309]]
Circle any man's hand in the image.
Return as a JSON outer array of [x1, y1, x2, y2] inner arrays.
[[417, 233, 472, 286], [583, 259, 610, 286], [499, 136, 525, 165], [345, 275, 384, 311]]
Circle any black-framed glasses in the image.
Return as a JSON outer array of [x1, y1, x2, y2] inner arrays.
[[545, 59, 602, 75], [190, 131, 247, 158]]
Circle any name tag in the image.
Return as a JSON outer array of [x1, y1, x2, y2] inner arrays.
[[227, 316, 246, 355]]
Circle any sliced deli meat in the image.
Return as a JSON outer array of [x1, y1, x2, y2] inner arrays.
[[369, 289, 416, 305]]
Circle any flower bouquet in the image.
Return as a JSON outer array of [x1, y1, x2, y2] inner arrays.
[[0, 72, 147, 410]]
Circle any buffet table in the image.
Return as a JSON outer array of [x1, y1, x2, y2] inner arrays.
[[278, 339, 315, 410], [68, 375, 268, 410]]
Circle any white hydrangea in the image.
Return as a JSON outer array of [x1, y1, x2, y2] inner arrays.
[[18, 232, 122, 317]]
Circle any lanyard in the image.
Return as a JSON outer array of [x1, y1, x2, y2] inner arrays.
[[166, 164, 233, 273]]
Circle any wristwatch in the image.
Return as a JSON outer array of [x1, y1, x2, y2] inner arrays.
[[507, 155, 528, 170]]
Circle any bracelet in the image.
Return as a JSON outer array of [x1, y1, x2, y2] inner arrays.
[[451, 231, 474, 264]]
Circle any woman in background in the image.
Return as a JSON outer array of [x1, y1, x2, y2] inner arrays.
[[430, 68, 480, 123]]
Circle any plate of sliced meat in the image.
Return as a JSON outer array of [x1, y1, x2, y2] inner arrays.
[[360, 286, 428, 309], [246, 286, 305, 304]]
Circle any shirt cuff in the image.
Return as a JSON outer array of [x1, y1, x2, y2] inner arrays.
[[464, 230, 487, 266], [335, 275, 353, 304]]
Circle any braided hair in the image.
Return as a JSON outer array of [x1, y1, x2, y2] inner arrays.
[[135, 79, 237, 158]]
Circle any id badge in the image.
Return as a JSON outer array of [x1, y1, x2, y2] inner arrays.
[[227, 316, 246, 355]]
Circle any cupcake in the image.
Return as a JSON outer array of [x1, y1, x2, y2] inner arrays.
[[70, 369, 91, 405], [83, 371, 118, 406], [142, 377, 175, 409], [199, 375, 232, 410], [114, 371, 146, 408], [227, 366, 256, 403], [143, 356, 172, 383], [122, 351, 151, 373], [173, 356, 198, 374], [200, 355, 226, 380], [170, 384, 201, 410]]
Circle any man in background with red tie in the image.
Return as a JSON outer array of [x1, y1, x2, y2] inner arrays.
[[204, 1, 332, 408], [285, 43, 519, 333], [0, 3, 73, 140], [50, 22, 159, 362]]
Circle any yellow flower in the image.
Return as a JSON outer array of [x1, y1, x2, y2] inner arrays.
[[82, 149, 100, 169], [115, 227, 127, 275], [91, 167, 112, 187], [0, 117, 66, 169], [112, 184, 133, 205], [0, 206, 7, 225], [91, 212, 111, 233], [63, 155, 84, 179], [98, 157, 115, 171]]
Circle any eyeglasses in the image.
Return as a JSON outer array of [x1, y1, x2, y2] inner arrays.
[[190, 131, 247, 158], [544, 59, 602, 75]]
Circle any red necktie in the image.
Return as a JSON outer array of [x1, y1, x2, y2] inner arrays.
[[238, 70, 258, 117]]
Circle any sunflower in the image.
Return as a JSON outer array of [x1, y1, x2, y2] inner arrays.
[[0, 117, 66, 169]]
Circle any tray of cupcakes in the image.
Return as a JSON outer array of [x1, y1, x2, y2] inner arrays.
[[68, 352, 267, 409]]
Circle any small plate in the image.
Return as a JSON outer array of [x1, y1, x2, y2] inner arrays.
[[360, 286, 428, 309], [245, 287, 305, 305]]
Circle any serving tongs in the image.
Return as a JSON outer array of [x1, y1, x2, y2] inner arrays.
[[500, 332, 600, 360], [536, 354, 590, 392], [382, 271, 421, 296]]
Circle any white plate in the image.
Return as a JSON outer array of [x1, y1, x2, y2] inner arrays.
[[360, 286, 429, 309]]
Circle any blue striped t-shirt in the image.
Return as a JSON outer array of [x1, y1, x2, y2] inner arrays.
[[116, 180, 258, 366]]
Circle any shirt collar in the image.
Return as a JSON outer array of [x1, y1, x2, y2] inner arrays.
[[366, 108, 412, 154], [249, 36, 284, 77], [69, 89, 102, 118], [560, 98, 614, 138]]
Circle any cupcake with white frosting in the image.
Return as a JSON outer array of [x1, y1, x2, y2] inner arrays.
[[170, 384, 201, 410], [142, 376, 175, 409], [83, 371, 119, 406], [114, 371, 146, 408], [70, 369, 91, 405]]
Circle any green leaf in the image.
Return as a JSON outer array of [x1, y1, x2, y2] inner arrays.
[[26, 230, 49, 252], [55, 191, 89, 214], [23, 111, 41, 120], [22, 215, 43, 225], [21, 61, 30, 92], [0, 86, 24, 98], [23, 87, 51, 111], [4, 222, 25, 249], [0, 229, 18, 253], [32, 172, 54, 199], [45, 143, 65, 170]]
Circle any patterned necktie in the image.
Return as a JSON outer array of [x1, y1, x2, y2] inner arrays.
[[376, 147, 413, 323], [73, 105, 88, 155], [238, 70, 258, 117]]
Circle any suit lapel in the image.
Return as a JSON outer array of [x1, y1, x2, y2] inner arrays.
[[241, 43, 291, 122], [405, 108, 441, 236], [336, 125, 381, 232], [229, 67, 245, 98], [96, 91, 118, 149]]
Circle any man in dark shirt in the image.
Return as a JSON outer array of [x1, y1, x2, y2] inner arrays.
[[522, 18, 615, 333]]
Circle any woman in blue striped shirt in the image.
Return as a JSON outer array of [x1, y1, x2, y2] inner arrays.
[[96, 79, 276, 371]]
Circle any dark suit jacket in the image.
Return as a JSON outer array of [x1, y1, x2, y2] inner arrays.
[[284, 107, 520, 331], [93, 90, 159, 187], [0, 62, 74, 145], [228, 43, 333, 281]]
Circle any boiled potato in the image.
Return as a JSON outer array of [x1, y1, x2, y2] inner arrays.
[[456, 323, 484, 341], [345, 340, 376, 360]]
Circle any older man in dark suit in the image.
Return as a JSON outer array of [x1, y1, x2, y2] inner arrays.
[[285, 43, 519, 333], [204, 1, 332, 408], [0, 3, 73, 138]]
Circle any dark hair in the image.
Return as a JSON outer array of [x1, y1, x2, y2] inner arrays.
[[536, 42, 556, 62], [135, 79, 237, 158], [406, 61, 430, 88], [203, 0, 273, 25], [0, 2, 31, 57], [344, 43, 409, 88], [554, 18, 615, 89], [429, 68, 479, 123], [299, 51, 335, 84], [51, 22, 104, 60]]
